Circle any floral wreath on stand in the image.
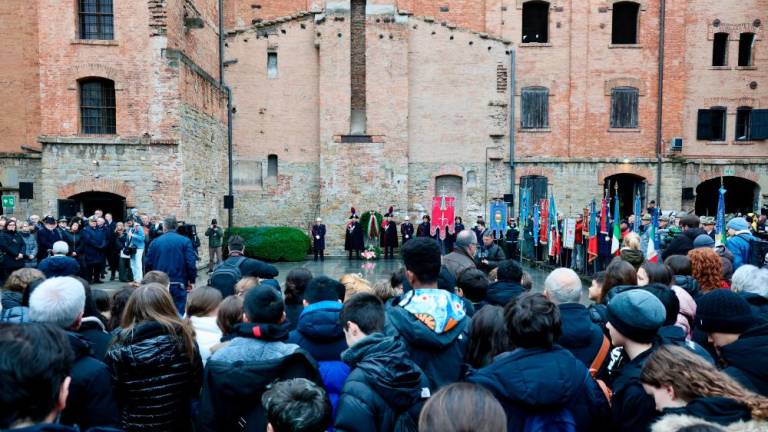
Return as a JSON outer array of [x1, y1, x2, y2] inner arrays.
[[360, 210, 383, 260]]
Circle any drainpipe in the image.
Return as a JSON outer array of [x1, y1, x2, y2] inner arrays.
[[509, 49, 517, 216], [219, 0, 234, 228], [655, 0, 666, 208]]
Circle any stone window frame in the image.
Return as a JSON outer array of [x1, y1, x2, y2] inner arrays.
[[605, 0, 646, 48]]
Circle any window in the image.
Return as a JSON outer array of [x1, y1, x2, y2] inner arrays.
[[521, 87, 549, 129], [735, 107, 752, 141], [612, 2, 640, 44], [80, 79, 116, 134], [738, 32, 755, 66], [267, 52, 278, 79], [522, 1, 549, 43], [696, 107, 726, 141], [79, 0, 114, 40], [267, 154, 278, 177], [610, 87, 639, 129], [712, 32, 729, 66]]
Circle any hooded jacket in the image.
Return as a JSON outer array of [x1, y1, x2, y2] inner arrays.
[[662, 227, 707, 261], [661, 397, 751, 426], [610, 347, 660, 432], [720, 323, 768, 396], [385, 289, 470, 390], [483, 280, 526, 307], [288, 301, 350, 413], [674, 275, 703, 299], [557, 303, 606, 369], [37, 255, 81, 278], [651, 414, 767, 432], [105, 321, 203, 432], [198, 322, 321, 432], [334, 333, 430, 432], [61, 332, 120, 430], [727, 233, 756, 270], [467, 346, 611, 432], [656, 325, 714, 364]]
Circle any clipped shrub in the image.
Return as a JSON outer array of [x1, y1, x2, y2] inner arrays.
[[225, 226, 310, 262]]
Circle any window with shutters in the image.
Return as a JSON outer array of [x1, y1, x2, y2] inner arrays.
[[712, 33, 729, 66], [738, 33, 755, 67], [267, 52, 278, 79], [696, 107, 726, 141], [79, 78, 116, 134], [610, 87, 639, 129], [612, 2, 640, 44], [751, 109, 768, 140], [522, 1, 549, 44], [521, 87, 549, 129], [79, 0, 114, 40], [735, 107, 752, 141]]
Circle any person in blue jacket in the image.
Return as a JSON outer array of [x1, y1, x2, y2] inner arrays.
[[468, 293, 611, 432], [726, 217, 756, 270], [145, 216, 198, 315], [82, 217, 108, 284], [288, 276, 350, 417]]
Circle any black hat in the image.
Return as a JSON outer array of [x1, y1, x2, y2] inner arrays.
[[58, 217, 68, 223], [43, 216, 56, 225], [349, 207, 357, 220], [607, 289, 666, 343], [696, 289, 754, 334], [228, 235, 245, 251], [384, 206, 394, 218], [211, 219, 218, 225]]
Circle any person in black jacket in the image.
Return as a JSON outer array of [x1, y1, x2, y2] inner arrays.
[[467, 293, 611, 432], [82, 217, 108, 284], [335, 293, 430, 432], [106, 283, 202, 432], [401, 216, 414, 244], [38, 241, 81, 278], [288, 276, 350, 416], [36, 216, 64, 262], [605, 289, 667, 432], [483, 259, 526, 307], [696, 289, 768, 396], [661, 214, 707, 261], [380, 209, 399, 259], [385, 238, 470, 390], [544, 268, 606, 369], [311, 218, 326, 262], [0, 219, 26, 282], [28, 277, 120, 430], [198, 284, 321, 432]]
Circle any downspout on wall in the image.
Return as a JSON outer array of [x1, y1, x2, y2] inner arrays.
[[509, 49, 516, 215], [219, 0, 234, 228], [655, 0, 666, 208]]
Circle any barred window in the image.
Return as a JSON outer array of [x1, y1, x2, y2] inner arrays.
[[79, 0, 114, 40], [80, 79, 116, 134], [521, 87, 549, 129], [610, 87, 639, 129]]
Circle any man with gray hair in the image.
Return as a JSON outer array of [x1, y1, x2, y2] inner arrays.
[[29, 277, 119, 429], [731, 264, 768, 321], [544, 268, 608, 369], [442, 229, 478, 279], [37, 240, 81, 278], [145, 215, 198, 314]]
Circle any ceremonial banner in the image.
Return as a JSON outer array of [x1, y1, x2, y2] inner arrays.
[[489, 201, 508, 234], [431, 196, 455, 240], [716, 184, 727, 246], [539, 199, 549, 245], [564, 218, 577, 249], [646, 211, 659, 263], [611, 191, 621, 256], [533, 204, 540, 246], [633, 192, 642, 233], [588, 198, 598, 262], [548, 194, 560, 257]]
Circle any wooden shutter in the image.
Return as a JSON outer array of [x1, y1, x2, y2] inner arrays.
[[752, 109, 768, 140], [611, 87, 638, 128], [521, 87, 549, 129], [697, 109, 713, 140]]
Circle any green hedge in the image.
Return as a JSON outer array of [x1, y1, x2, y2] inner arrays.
[[225, 226, 310, 262]]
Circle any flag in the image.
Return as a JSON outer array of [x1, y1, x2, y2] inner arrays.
[[611, 190, 621, 256], [520, 189, 529, 258], [646, 211, 659, 263], [599, 197, 608, 234], [633, 192, 642, 233], [539, 199, 549, 245], [588, 198, 598, 262], [533, 203, 540, 246], [715, 185, 727, 246], [548, 194, 560, 258]]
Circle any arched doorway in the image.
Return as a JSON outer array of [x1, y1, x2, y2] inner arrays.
[[58, 192, 126, 221], [604, 173, 646, 218], [695, 176, 760, 216]]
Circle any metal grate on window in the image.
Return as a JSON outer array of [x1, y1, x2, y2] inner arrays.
[[521, 87, 549, 129], [80, 79, 116, 134], [79, 0, 114, 40], [610, 87, 639, 128]]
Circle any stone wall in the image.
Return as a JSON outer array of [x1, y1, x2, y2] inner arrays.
[[0, 153, 43, 217]]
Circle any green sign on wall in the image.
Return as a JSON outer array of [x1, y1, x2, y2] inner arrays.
[[2, 195, 15, 208]]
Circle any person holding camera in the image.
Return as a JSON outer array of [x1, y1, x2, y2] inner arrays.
[[205, 219, 224, 272]]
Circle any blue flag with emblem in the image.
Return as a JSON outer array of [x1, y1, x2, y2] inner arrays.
[[716, 184, 727, 246]]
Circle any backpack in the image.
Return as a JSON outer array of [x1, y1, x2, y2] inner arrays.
[[523, 408, 577, 432], [208, 256, 247, 297], [746, 237, 768, 267]]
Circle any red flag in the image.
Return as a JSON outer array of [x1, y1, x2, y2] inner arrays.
[[599, 198, 608, 234], [539, 199, 548, 245], [431, 196, 455, 240]]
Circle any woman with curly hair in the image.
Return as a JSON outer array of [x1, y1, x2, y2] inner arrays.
[[641, 345, 768, 427], [688, 248, 724, 293]]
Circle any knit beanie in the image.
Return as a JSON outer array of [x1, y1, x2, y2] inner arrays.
[[607, 289, 666, 343], [696, 289, 754, 334], [693, 234, 715, 249], [726, 217, 749, 232]]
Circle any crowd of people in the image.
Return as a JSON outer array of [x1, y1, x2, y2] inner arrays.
[[2, 208, 768, 432]]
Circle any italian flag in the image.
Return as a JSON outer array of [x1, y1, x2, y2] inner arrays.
[[646, 224, 658, 263], [611, 193, 621, 256]]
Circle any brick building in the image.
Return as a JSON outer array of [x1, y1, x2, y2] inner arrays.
[[1, 0, 766, 254]]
